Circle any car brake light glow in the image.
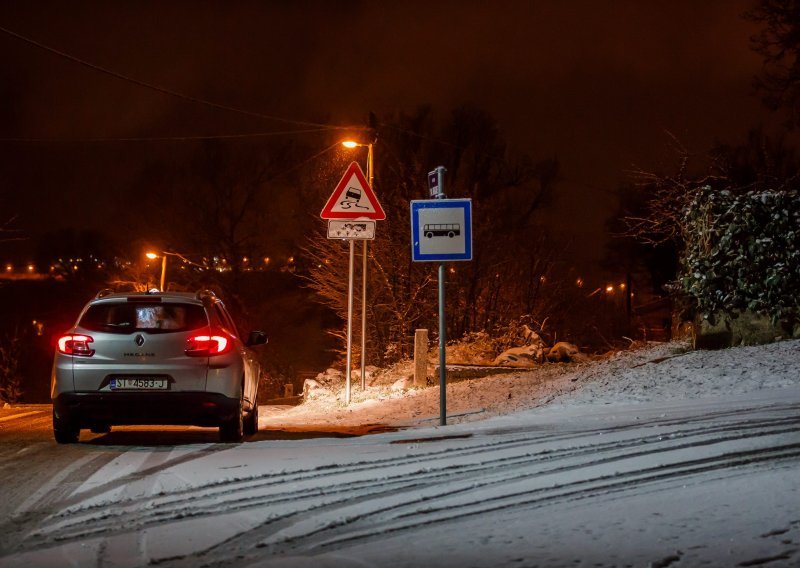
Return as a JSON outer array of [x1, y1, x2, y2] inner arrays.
[[57, 334, 95, 356], [185, 333, 231, 357]]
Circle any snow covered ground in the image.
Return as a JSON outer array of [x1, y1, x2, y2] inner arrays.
[[2, 339, 799, 567]]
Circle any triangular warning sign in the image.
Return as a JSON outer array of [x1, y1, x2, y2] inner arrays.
[[320, 162, 386, 220]]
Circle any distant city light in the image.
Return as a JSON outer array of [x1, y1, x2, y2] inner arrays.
[[606, 285, 614, 293], [576, 277, 584, 288]]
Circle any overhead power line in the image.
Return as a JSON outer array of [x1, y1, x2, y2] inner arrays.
[[0, 25, 349, 131], [0, 127, 332, 143]]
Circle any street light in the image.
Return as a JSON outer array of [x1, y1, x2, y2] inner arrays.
[[145, 252, 167, 291], [145, 250, 195, 291], [341, 139, 374, 391]]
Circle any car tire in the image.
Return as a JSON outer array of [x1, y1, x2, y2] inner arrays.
[[219, 395, 244, 443], [53, 410, 79, 444], [243, 399, 259, 436]]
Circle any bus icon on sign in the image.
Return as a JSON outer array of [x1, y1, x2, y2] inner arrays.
[[424, 223, 461, 238]]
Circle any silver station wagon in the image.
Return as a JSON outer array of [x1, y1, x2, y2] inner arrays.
[[51, 289, 267, 443]]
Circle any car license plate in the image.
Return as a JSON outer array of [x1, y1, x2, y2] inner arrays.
[[110, 378, 168, 390]]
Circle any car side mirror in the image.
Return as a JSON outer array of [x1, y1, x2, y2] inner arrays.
[[247, 330, 268, 347]]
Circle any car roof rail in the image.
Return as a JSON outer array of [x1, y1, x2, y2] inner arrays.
[[95, 288, 115, 299], [195, 289, 218, 302]]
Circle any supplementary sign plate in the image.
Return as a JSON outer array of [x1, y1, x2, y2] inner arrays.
[[327, 220, 376, 239]]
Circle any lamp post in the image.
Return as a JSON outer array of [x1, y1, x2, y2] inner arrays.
[[341, 140, 374, 390], [145, 250, 195, 291], [145, 252, 168, 291]]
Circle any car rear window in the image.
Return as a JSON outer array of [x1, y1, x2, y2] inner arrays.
[[79, 302, 208, 334]]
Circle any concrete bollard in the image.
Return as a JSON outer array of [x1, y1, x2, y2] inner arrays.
[[414, 329, 429, 387]]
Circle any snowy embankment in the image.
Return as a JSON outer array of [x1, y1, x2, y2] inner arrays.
[[2, 339, 799, 567], [273, 339, 800, 431]]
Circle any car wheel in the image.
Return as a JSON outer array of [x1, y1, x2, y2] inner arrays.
[[53, 410, 79, 444], [243, 399, 259, 436], [219, 395, 244, 443]]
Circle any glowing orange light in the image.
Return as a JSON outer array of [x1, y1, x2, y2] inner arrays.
[[606, 285, 614, 293], [342, 140, 359, 148]]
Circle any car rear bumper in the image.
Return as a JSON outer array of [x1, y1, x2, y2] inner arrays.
[[53, 392, 239, 428]]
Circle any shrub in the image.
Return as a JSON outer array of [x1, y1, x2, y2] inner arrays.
[[0, 331, 25, 403], [680, 186, 800, 326]]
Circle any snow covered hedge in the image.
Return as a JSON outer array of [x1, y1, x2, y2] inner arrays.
[[680, 186, 800, 326]]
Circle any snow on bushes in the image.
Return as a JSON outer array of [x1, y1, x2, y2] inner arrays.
[[680, 186, 800, 328]]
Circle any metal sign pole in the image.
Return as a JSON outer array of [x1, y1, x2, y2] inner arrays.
[[345, 239, 355, 404], [436, 167, 447, 426], [438, 262, 446, 426], [321, 160, 385, 405], [411, 167, 471, 427], [361, 240, 367, 389], [361, 143, 374, 390]]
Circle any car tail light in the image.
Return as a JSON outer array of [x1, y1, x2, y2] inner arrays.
[[185, 332, 232, 357], [57, 334, 95, 357]]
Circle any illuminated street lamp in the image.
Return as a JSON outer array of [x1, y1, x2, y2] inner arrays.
[[145, 251, 168, 291], [341, 139, 375, 391], [341, 140, 374, 192], [145, 250, 194, 291]]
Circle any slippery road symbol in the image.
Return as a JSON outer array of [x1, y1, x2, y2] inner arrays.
[[339, 186, 369, 209]]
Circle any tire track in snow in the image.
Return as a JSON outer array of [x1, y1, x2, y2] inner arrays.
[[14, 410, 800, 560], [21, 415, 800, 540], [0, 443, 234, 556], [295, 445, 800, 558], [186, 432, 800, 564], [31, 401, 800, 532]]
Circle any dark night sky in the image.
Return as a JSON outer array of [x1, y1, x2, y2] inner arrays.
[[0, 0, 791, 268]]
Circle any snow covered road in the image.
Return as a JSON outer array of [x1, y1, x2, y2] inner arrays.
[[1, 340, 799, 566], [2, 390, 799, 566]]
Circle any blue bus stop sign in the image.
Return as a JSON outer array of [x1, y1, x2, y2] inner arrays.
[[410, 199, 472, 262]]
